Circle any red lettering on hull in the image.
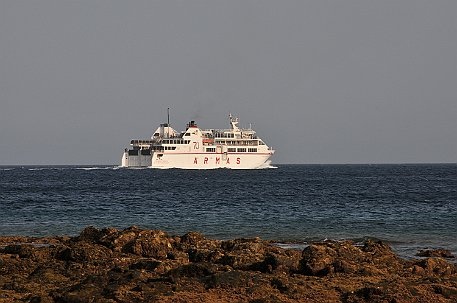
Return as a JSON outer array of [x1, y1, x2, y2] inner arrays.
[[192, 156, 242, 166]]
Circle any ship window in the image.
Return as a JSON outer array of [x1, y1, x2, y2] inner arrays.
[[237, 148, 246, 152], [185, 133, 190, 136], [248, 148, 257, 153], [259, 141, 265, 145], [206, 148, 216, 153], [228, 148, 236, 152]]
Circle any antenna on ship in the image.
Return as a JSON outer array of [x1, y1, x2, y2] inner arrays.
[[167, 107, 170, 138]]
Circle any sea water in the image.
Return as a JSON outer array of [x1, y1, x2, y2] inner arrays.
[[0, 164, 456, 259]]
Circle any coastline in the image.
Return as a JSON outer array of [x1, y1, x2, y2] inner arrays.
[[1, 226, 456, 303]]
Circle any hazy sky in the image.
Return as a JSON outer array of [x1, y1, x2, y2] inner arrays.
[[1, 1, 456, 165]]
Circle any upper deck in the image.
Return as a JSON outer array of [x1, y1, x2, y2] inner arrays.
[[130, 114, 269, 148]]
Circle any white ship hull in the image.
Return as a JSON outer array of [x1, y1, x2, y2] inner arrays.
[[121, 114, 274, 169], [122, 151, 273, 169]]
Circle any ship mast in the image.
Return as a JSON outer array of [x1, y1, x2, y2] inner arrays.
[[167, 107, 170, 138], [229, 113, 240, 131]]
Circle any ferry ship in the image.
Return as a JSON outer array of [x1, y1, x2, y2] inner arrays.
[[121, 114, 275, 169]]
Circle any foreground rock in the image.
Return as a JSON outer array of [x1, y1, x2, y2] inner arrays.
[[416, 249, 455, 259], [0, 227, 455, 303]]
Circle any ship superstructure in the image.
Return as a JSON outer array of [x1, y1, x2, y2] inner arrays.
[[121, 114, 274, 169]]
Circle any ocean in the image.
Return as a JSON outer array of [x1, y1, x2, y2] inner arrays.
[[0, 164, 456, 260]]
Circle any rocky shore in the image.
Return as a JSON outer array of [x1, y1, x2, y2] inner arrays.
[[1, 226, 456, 303]]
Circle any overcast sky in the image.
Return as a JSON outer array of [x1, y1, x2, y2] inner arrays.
[[1, 1, 456, 165]]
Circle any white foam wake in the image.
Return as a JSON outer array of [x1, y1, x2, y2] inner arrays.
[[256, 160, 278, 169], [75, 166, 119, 170]]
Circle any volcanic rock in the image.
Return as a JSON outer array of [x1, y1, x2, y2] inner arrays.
[[417, 249, 455, 259], [0, 226, 456, 303]]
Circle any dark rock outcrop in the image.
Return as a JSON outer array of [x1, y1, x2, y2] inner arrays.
[[1, 226, 456, 303], [299, 240, 402, 277], [417, 249, 455, 259]]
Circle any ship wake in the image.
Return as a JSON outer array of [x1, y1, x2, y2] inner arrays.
[[256, 160, 278, 169]]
